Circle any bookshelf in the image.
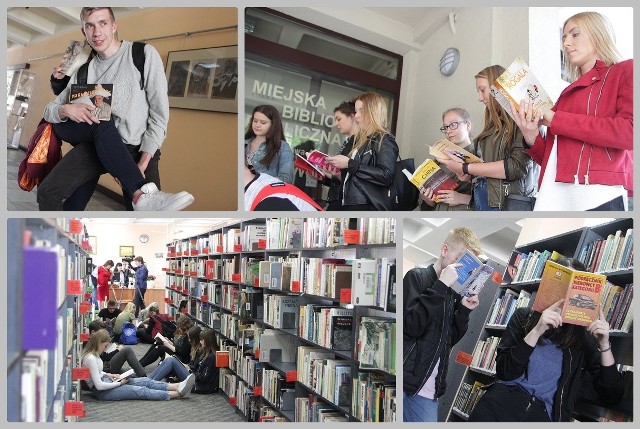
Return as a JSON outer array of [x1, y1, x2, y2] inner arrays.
[[7, 218, 93, 422], [445, 218, 633, 422], [163, 217, 397, 422]]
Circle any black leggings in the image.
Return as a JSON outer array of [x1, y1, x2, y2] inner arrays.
[[468, 383, 551, 422], [138, 344, 173, 367]]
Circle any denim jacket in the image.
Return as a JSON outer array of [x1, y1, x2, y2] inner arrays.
[[245, 138, 294, 183]]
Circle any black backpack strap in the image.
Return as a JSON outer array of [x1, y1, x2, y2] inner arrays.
[[131, 41, 146, 89], [77, 62, 89, 85]]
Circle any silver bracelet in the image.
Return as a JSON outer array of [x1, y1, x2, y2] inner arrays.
[[597, 342, 611, 353]]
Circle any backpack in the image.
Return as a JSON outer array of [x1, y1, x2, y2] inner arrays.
[[119, 322, 138, 345], [78, 41, 147, 88], [391, 156, 420, 211]]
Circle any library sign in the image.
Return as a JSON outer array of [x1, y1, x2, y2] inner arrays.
[[250, 79, 344, 150]]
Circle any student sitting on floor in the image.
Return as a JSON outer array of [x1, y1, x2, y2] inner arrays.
[[113, 302, 136, 339], [148, 328, 220, 394], [87, 320, 146, 377], [136, 304, 164, 344], [147, 326, 201, 381], [138, 314, 193, 367], [82, 329, 195, 400]]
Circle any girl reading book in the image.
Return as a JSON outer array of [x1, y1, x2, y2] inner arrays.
[[468, 258, 624, 421], [82, 329, 194, 400]]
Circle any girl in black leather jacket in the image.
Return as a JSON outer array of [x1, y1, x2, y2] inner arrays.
[[326, 92, 398, 211]]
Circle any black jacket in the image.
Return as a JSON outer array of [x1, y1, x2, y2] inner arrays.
[[189, 352, 219, 394], [403, 266, 472, 397], [341, 133, 398, 210], [497, 308, 624, 421], [325, 136, 354, 210]]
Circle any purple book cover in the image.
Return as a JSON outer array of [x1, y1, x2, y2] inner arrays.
[[23, 247, 59, 349]]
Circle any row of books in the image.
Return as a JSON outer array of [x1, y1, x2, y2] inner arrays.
[[357, 317, 396, 374], [602, 282, 633, 332], [486, 289, 533, 327], [297, 346, 351, 408], [351, 372, 396, 422], [577, 228, 633, 274], [469, 336, 499, 374], [298, 306, 353, 351], [294, 397, 349, 422], [452, 381, 486, 419], [503, 249, 563, 284]]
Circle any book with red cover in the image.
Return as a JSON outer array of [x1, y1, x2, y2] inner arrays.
[[294, 154, 325, 181]]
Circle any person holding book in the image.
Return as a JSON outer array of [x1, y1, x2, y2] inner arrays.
[[138, 314, 194, 367], [113, 302, 136, 338], [97, 300, 122, 327], [82, 329, 195, 400], [469, 257, 624, 421], [87, 320, 146, 377], [245, 105, 294, 183], [325, 92, 398, 211], [39, 7, 194, 211], [403, 227, 482, 421], [323, 101, 358, 210], [421, 108, 474, 211], [512, 12, 632, 211], [148, 326, 201, 379], [436, 65, 537, 211], [136, 304, 163, 344]]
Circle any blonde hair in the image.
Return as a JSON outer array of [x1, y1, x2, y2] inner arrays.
[[563, 12, 622, 82], [124, 302, 135, 313], [445, 227, 482, 256], [351, 92, 390, 154], [81, 329, 111, 362], [475, 65, 517, 149]]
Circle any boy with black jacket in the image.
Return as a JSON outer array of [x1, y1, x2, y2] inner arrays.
[[403, 227, 481, 422]]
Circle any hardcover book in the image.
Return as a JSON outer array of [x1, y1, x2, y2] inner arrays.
[[532, 260, 607, 326], [428, 139, 483, 163], [69, 83, 113, 121], [490, 56, 554, 122], [403, 158, 458, 203]]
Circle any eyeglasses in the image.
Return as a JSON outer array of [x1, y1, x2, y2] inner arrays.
[[440, 121, 466, 132]]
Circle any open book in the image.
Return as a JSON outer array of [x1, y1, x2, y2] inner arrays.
[[114, 368, 135, 381], [451, 250, 494, 297], [294, 150, 340, 181], [428, 139, 483, 164], [106, 342, 118, 354], [59, 40, 92, 77], [154, 332, 169, 343], [294, 154, 325, 181], [490, 56, 554, 122], [69, 83, 113, 121], [402, 158, 458, 202], [532, 260, 607, 326]]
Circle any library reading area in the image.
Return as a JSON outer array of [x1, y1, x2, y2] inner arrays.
[[403, 218, 633, 423], [7, 218, 396, 423]]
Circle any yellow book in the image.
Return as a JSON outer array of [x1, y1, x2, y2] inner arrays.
[[428, 139, 483, 163]]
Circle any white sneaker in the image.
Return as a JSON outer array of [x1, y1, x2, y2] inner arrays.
[[133, 183, 194, 211], [178, 373, 195, 398]]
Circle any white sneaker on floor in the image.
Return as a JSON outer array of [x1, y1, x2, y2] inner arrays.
[[178, 373, 195, 398], [133, 183, 194, 211]]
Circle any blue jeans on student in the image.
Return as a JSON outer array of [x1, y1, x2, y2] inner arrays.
[[403, 391, 439, 422], [37, 120, 152, 211], [472, 178, 500, 211], [148, 356, 190, 382], [92, 375, 169, 400]]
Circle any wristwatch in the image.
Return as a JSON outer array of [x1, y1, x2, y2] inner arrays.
[[462, 163, 470, 175]]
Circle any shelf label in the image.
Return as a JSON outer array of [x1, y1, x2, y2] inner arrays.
[[343, 229, 360, 244], [191, 250, 198, 256], [257, 239, 267, 249], [231, 273, 241, 282], [253, 386, 262, 396], [455, 351, 473, 367], [67, 280, 82, 295], [79, 332, 90, 342], [233, 244, 242, 253], [201, 295, 208, 302], [492, 271, 503, 284], [254, 278, 259, 287], [162, 268, 169, 272], [285, 370, 297, 382], [84, 293, 91, 300], [216, 245, 223, 253], [340, 288, 352, 304], [64, 401, 86, 417], [79, 302, 91, 314], [229, 397, 237, 405], [291, 280, 301, 293], [202, 248, 209, 254], [254, 349, 260, 360], [72, 367, 90, 380], [181, 307, 188, 313], [69, 219, 83, 234], [164, 298, 171, 303]]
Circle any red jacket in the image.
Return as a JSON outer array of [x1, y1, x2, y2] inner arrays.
[[97, 266, 112, 287], [151, 314, 171, 338], [526, 59, 633, 196]]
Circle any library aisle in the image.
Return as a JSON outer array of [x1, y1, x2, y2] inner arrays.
[[403, 218, 633, 423], [8, 217, 397, 423]]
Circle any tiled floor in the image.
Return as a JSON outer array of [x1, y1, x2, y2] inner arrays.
[[7, 148, 122, 211]]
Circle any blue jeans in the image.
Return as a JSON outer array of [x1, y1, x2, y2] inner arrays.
[[37, 120, 157, 210], [403, 391, 439, 422], [92, 375, 169, 400], [148, 356, 190, 382], [472, 178, 500, 211]]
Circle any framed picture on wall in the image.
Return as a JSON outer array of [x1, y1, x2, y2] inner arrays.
[[119, 245, 135, 258], [88, 236, 97, 255], [165, 45, 238, 113]]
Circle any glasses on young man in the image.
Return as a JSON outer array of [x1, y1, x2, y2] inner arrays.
[[440, 121, 466, 133]]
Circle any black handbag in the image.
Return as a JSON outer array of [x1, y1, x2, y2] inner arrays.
[[391, 156, 420, 211], [503, 194, 536, 211]]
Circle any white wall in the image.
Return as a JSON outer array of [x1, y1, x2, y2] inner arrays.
[[517, 218, 615, 246]]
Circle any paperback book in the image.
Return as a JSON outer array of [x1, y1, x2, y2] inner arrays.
[[532, 260, 607, 326], [451, 250, 493, 297], [69, 83, 113, 121], [294, 150, 339, 181], [403, 158, 458, 202], [428, 139, 483, 164], [490, 56, 554, 122]]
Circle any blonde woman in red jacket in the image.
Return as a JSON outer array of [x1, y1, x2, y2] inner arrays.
[[513, 11, 632, 211], [97, 260, 114, 306]]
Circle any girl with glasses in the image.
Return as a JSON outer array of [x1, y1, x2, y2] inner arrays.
[[421, 108, 473, 211]]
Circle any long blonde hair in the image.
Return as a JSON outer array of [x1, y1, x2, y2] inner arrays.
[[81, 329, 111, 362], [124, 302, 135, 313], [351, 92, 390, 154], [475, 65, 517, 149], [563, 12, 622, 82]]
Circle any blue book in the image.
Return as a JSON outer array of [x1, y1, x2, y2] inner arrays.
[[23, 247, 59, 349], [452, 250, 492, 296]]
